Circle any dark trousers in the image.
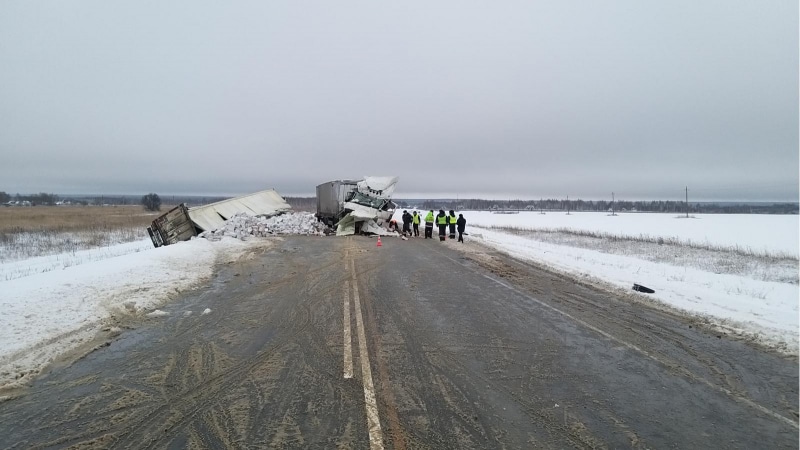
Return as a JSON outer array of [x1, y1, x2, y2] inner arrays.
[[448, 223, 456, 239], [438, 224, 447, 239], [413, 224, 419, 236], [425, 224, 433, 238], [458, 230, 464, 242], [403, 224, 411, 235]]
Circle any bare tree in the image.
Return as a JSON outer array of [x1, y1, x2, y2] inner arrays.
[[141, 193, 162, 212]]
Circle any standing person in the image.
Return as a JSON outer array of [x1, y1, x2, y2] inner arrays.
[[436, 209, 447, 241], [401, 210, 412, 236], [424, 210, 435, 239], [457, 213, 466, 243], [448, 210, 457, 240], [412, 211, 420, 237]]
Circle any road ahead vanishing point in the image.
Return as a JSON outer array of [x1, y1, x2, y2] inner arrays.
[[0, 236, 797, 449]]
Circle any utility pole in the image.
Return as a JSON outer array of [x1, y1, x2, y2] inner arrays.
[[685, 186, 689, 218], [566, 195, 570, 215], [612, 192, 615, 215]]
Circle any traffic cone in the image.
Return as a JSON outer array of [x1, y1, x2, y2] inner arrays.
[[376, 236, 382, 247]]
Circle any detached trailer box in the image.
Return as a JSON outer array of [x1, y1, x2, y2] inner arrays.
[[147, 204, 198, 248], [315, 180, 359, 227]]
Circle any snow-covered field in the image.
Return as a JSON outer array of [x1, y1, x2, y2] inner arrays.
[[1, 210, 797, 393], [455, 211, 799, 354], [464, 211, 799, 257]]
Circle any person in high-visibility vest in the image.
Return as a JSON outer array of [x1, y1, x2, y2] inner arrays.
[[448, 210, 457, 239], [412, 211, 420, 237], [424, 210, 435, 239], [436, 210, 447, 241]]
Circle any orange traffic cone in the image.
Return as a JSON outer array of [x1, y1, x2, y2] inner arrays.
[[376, 236, 382, 247]]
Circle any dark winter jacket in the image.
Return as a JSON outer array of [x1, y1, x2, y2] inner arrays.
[[456, 216, 466, 232]]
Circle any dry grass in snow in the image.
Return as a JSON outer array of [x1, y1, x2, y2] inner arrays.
[[491, 226, 799, 285], [0, 205, 168, 263]]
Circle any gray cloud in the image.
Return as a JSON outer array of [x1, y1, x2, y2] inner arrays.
[[1, 1, 797, 201]]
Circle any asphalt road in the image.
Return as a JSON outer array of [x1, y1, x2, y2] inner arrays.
[[0, 236, 797, 449]]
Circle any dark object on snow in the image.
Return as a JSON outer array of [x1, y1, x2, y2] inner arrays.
[[633, 283, 655, 294], [147, 204, 197, 248]]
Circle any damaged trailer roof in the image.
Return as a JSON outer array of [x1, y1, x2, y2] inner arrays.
[[188, 189, 291, 232], [355, 176, 398, 198]]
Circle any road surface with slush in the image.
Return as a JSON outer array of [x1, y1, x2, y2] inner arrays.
[[0, 235, 797, 448]]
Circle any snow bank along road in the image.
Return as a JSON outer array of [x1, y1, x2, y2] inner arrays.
[[0, 236, 797, 448]]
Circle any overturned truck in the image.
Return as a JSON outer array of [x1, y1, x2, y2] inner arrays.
[[147, 189, 291, 247], [315, 176, 398, 236]]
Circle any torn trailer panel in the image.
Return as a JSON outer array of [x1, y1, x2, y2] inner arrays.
[[315, 176, 399, 229], [315, 180, 360, 227], [327, 176, 399, 236], [147, 189, 292, 248], [188, 189, 291, 232]]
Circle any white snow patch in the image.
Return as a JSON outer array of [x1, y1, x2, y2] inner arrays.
[[146, 310, 169, 318], [0, 236, 266, 390], [202, 308, 212, 315], [468, 226, 799, 354]]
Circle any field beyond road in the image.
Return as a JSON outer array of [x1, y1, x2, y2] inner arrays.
[[0, 236, 796, 448], [0, 205, 170, 264], [0, 205, 168, 234]]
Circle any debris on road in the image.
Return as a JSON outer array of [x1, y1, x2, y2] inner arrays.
[[633, 283, 655, 293], [199, 211, 327, 240]]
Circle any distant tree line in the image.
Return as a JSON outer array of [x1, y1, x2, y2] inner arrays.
[[0, 192, 232, 207], [409, 198, 799, 215], [3, 191, 797, 215], [0, 192, 60, 205]]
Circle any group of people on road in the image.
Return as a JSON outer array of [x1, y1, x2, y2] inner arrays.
[[396, 209, 466, 243]]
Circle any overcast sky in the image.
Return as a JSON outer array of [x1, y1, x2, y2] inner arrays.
[[1, 1, 797, 201]]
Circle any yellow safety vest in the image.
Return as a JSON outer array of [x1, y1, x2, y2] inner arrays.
[[413, 214, 420, 224], [449, 215, 457, 224], [425, 212, 434, 223], [437, 215, 447, 225]]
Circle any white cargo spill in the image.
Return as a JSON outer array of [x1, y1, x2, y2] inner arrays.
[[188, 189, 291, 232]]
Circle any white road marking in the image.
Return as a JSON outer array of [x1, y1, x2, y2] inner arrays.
[[343, 281, 353, 379], [351, 258, 385, 450], [438, 250, 800, 431]]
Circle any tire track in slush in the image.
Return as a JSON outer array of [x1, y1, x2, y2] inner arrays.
[[112, 301, 314, 448], [442, 249, 800, 432]]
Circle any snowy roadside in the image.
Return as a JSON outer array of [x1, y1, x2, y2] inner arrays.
[[465, 227, 799, 355], [0, 239, 154, 282], [0, 211, 325, 393], [0, 236, 268, 392]]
